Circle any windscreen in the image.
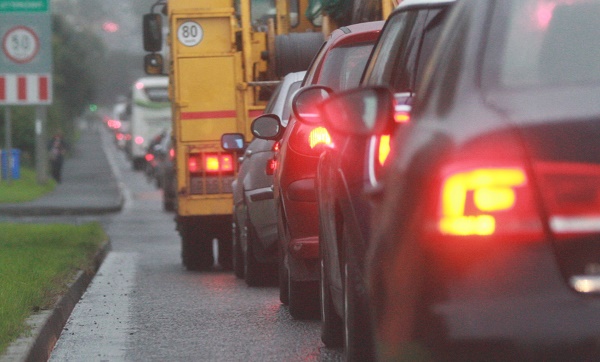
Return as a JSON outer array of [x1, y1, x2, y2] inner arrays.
[[492, 0, 600, 88]]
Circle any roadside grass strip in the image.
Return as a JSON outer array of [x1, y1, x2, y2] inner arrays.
[[0, 222, 106, 354], [0, 168, 56, 203]]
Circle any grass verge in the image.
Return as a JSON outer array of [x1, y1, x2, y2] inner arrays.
[[0, 222, 106, 354], [0, 168, 56, 203]]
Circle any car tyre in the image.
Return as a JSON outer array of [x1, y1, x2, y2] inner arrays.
[[288, 276, 319, 320], [244, 219, 266, 286], [232, 219, 245, 279], [320, 241, 343, 347], [343, 230, 375, 362]]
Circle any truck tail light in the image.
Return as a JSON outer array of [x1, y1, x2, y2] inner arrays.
[[536, 162, 600, 237], [189, 153, 235, 174]]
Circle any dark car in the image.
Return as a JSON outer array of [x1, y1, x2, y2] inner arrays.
[[154, 129, 176, 211], [291, 0, 455, 360], [266, 21, 383, 320], [222, 71, 305, 286], [320, 0, 600, 360]]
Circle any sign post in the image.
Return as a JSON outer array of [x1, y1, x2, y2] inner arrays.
[[0, 0, 52, 184]]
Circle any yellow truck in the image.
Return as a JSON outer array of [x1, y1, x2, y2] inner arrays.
[[142, 0, 389, 271]]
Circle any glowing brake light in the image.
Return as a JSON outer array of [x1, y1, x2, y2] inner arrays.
[[145, 153, 155, 162], [189, 153, 235, 174], [135, 136, 144, 145], [394, 106, 411, 124], [439, 168, 526, 236], [308, 127, 331, 149], [378, 135, 391, 166]]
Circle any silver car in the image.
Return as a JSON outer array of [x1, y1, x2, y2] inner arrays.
[[223, 71, 305, 286]]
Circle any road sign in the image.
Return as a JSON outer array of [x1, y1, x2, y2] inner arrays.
[[0, 0, 51, 105], [0, 0, 48, 12], [2, 26, 40, 64]]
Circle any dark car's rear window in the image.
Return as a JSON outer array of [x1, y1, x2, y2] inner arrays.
[[488, 0, 600, 89], [316, 42, 376, 91]]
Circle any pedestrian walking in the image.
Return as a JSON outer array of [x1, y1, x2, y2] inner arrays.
[[48, 132, 69, 183]]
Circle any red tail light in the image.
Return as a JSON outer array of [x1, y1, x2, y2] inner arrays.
[[378, 135, 391, 166], [188, 155, 200, 173], [266, 158, 277, 175], [169, 148, 175, 160], [536, 162, 600, 237], [308, 127, 332, 149], [145, 153, 155, 162], [437, 166, 540, 238], [289, 122, 332, 155], [394, 104, 411, 124], [135, 136, 144, 145]]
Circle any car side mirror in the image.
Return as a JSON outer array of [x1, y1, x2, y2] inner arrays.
[[143, 13, 163, 52], [221, 133, 245, 151], [292, 85, 333, 125], [319, 86, 395, 136], [144, 53, 164, 75], [251, 114, 283, 140]]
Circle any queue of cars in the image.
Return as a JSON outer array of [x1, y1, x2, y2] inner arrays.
[[231, 0, 600, 360]]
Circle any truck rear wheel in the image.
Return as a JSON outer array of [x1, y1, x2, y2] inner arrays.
[[178, 216, 214, 271], [274, 32, 324, 78]]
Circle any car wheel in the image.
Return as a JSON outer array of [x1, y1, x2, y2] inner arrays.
[[288, 275, 319, 320], [244, 219, 266, 286], [278, 242, 289, 305], [232, 219, 244, 279], [320, 226, 343, 347], [343, 234, 375, 361]]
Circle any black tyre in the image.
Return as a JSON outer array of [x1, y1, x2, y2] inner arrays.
[[343, 228, 375, 361], [320, 242, 343, 347], [278, 242, 289, 305], [288, 276, 319, 320], [274, 32, 324, 78], [217, 228, 233, 271], [232, 219, 245, 279], [178, 216, 215, 271], [244, 220, 267, 286]]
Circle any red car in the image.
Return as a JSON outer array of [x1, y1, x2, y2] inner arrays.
[[254, 21, 384, 319]]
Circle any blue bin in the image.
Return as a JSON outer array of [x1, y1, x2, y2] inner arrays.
[[1, 149, 21, 180]]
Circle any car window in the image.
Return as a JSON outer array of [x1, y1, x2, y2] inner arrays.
[[264, 82, 282, 113], [303, 42, 328, 86], [414, 7, 451, 89], [488, 0, 600, 89], [281, 80, 303, 126], [362, 9, 423, 91], [317, 42, 376, 91]]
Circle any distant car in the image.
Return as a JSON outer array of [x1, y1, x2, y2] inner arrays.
[[154, 130, 176, 211], [293, 0, 455, 360], [253, 21, 384, 320], [143, 130, 168, 185], [320, 0, 600, 360], [222, 71, 305, 286]]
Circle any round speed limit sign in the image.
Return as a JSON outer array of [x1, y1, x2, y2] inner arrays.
[[177, 21, 203, 47], [2, 26, 40, 64]]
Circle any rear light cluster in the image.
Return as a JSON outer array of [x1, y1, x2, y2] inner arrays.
[[536, 162, 600, 238], [266, 141, 280, 176], [188, 153, 234, 174], [429, 135, 544, 241], [437, 166, 540, 238], [288, 122, 332, 155], [188, 152, 235, 195]]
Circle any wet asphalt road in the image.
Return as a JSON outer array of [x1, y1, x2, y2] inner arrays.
[[22, 129, 343, 361]]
